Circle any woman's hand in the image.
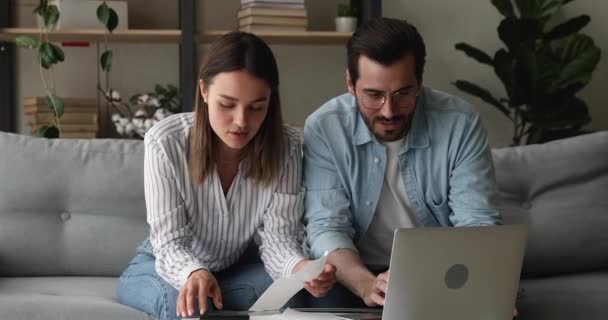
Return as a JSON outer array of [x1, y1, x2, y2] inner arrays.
[[293, 260, 337, 298], [176, 269, 222, 318]]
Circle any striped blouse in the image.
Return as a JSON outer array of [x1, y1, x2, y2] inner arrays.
[[144, 112, 306, 289]]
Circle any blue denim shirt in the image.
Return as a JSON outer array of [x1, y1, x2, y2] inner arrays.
[[303, 87, 502, 259]]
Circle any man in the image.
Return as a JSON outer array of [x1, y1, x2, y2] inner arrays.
[[302, 18, 502, 308]]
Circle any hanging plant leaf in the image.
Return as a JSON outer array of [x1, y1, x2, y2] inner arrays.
[[39, 42, 55, 69], [47, 94, 64, 118], [50, 43, 65, 62], [33, 0, 48, 16], [43, 5, 60, 29], [107, 8, 119, 32], [37, 125, 60, 138], [97, 2, 110, 26], [101, 50, 113, 72], [16, 36, 40, 49]]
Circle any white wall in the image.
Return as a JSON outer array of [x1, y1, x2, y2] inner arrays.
[[14, 0, 607, 146], [384, 0, 608, 146]]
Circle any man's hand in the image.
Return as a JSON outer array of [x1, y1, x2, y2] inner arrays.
[[361, 271, 389, 307], [293, 260, 337, 298], [177, 269, 222, 318]]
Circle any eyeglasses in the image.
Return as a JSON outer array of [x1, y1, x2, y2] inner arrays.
[[358, 89, 419, 110]]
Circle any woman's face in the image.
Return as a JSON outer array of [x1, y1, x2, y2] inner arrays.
[[200, 70, 271, 155]]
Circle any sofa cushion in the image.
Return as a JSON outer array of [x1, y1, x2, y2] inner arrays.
[[492, 131, 608, 276], [0, 277, 152, 320], [518, 271, 608, 320], [0, 133, 149, 276]]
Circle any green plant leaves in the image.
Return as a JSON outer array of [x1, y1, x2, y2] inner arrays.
[[552, 34, 601, 90], [47, 94, 64, 118], [43, 5, 60, 29], [37, 125, 60, 138], [39, 42, 64, 69], [97, 2, 119, 32], [455, 43, 493, 65], [515, 0, 562, 20], [544, 15, 590, 40], [101, 50, 113, 72], [491, 0, 516, 18], [452, 80, 510, 116], [16, 36, 39, 49]]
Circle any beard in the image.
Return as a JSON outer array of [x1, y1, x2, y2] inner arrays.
[[361, 112, 413, 142]]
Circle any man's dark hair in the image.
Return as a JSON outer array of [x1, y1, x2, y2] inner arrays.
[[347, 18, 427, 86]]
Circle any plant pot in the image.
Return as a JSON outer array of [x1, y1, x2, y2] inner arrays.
[[335, 17, 357, 32]]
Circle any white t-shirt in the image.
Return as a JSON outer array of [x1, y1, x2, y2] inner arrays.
[[358, 138, 419, 269]]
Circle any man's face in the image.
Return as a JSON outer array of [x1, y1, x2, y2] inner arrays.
[[348, 54, 420, 142]]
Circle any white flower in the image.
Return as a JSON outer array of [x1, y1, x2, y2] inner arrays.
[[134, 109, 147, 118], [137, 94, 150, 105], [144, 119, 153, 130], [125, 122, 135, 135], [147, 98, 160, 107], [115, 124, 125, 135], [106, 89, 121, 102], [153, 108, 171, 120], [111, 113, 121, 122], [132, 118, 144, 129], [118, 117, 129, 127]]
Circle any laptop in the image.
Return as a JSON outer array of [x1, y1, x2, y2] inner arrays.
[[381, 224, 528, 320]]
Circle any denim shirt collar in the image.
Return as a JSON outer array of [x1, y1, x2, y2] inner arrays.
[[353, 86, 431, 151]]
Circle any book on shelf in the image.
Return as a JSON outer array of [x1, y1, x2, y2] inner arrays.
[[31, 123, 98, 132], [241, 0, 305, 5], [239, 24, 306, 32], [239, 16, 307, 27], [26, 112, 98, 125], [23, 104, 98, 114], [59, 131, 98, 139], [237, 7, 307, 18], [23, 96, 96, 107], [241, 2, 305, 9]]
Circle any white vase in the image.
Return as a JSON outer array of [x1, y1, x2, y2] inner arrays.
[[335, 17, 358, 32]]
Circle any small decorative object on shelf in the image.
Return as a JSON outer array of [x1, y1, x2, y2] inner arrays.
[[105, 84, 180, 139], [335, 3, 357, 33], [238, 0, 308, 32]]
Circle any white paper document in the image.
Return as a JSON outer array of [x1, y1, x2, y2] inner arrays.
[[250, 308, 339, 320], [249, 255, 328, 312]]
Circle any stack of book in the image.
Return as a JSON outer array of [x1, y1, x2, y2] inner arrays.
[[238, 0, 307, 33], [24, 96, 99, 139]]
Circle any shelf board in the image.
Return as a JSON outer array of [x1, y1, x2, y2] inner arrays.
[[198, 30, 352, 45], [0, 28, 182, 43], [0, 28, 352, 45]]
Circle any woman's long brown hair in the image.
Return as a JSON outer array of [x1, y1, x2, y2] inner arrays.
[[189, 31, 285, 186]]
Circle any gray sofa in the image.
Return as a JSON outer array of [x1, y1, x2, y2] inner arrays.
[[0, 130, 607, 320]]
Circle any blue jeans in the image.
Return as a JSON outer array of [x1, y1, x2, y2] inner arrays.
[[117, 241, 277, 320]]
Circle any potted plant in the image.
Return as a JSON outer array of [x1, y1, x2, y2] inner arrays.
[[15, 0, 119, 138], [335, 3, 357, 33], [453, 0, 601, 145]]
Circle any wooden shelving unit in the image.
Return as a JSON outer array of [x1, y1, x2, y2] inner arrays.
[[199, 30, 352, 45], [0, 28, 352, 45], [0, 28, 182, 43]]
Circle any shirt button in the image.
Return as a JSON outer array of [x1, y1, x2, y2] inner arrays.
[[374, 158, 379, 164], [60, 211, 71, 221]]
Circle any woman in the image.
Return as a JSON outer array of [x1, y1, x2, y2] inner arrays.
[[117, 32, 336, 320]]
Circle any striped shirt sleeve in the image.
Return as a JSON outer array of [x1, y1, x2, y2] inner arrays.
[[144, 137, 207, 289], [258, 130, 307, 279]]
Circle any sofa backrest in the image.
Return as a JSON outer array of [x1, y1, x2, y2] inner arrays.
[[0, 132, 148, 277], [493, 131, 608, 277]]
